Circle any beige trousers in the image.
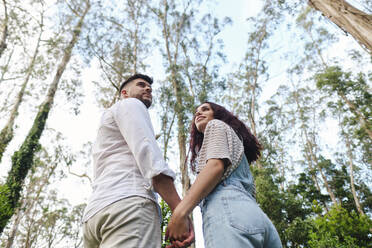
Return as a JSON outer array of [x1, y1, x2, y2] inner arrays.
[[83, 196, 161, 248]]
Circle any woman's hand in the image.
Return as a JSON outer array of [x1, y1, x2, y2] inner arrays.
[[166, 208, 189, 241], [166, 220, 194, 248], [165, 158, 224, 247]]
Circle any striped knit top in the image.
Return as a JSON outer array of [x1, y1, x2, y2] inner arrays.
[[196, 119, 244, 180]]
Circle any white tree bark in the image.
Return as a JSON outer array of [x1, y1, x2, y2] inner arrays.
[[308, 0, 372, 52], [0, 0, 8, 58]]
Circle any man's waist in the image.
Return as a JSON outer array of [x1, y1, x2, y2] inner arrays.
[[82, 192, 158, 223]]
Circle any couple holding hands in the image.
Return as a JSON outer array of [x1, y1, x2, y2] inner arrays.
[[82, 74, 282, 248]]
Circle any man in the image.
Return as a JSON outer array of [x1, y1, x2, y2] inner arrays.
[[82, 74, 194, 248]]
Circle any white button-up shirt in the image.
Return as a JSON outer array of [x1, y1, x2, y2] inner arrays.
[[82, 98, 175, 222]]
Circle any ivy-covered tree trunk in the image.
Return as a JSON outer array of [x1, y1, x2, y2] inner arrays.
[[4, 149, 62, 248], [0, 15, 44, 163], [308, 0, 372, 52], [0, 0, 90, 234]]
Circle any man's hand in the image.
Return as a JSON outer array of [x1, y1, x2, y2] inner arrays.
[[165, 217, 194, 248]]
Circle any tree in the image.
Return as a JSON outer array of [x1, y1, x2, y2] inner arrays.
[[0, 129, 85, 248], [316, 66, 372, 142], [84, 0, 151, 108], [0, 0, 91, 234], [315, 66, 372, 215], [308, 205, 372, 247], [2, 147, 58, 248], [0, 0, 8, 58], [0, 2, 46, 163], [152, 0, 228, 197], [308, 0, 372, 52], [295, 6, 337, 71]]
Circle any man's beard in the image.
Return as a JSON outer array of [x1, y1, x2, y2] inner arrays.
[[136, 96, 152, 108], [141, 98, 152, 108]]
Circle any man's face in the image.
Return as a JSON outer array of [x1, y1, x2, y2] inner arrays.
[[121, 78, 152, 108]]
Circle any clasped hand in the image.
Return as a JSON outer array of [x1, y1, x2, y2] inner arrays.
[[165, 210, 195, 248]]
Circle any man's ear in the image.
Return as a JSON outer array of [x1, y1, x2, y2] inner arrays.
[[121, 88, 128, 98]]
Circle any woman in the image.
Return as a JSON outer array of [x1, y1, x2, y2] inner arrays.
[[166, 102, 282, 248]]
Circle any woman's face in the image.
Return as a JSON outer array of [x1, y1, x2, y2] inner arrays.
[[194, 103, 214, 133]]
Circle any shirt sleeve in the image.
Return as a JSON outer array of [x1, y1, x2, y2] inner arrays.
[[203, 120, 232, 166], [112, 98, 176, 188]]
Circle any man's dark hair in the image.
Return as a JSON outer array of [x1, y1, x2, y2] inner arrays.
[[119, 74, 153, 93]]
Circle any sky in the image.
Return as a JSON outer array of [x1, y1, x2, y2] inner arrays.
[[0, 0, 370, 247], [54, 1, 258, 246], [47, 1, 262, 246]]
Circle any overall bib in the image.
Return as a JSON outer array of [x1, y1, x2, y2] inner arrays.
[[200, 155, 282, 248]]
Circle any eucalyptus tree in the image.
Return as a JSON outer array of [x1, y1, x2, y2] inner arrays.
[[281, 4, 350, 209], [180, 13, 230, 104], [316, 66, 372, 143], [0, 0, 91, 234], [308, 205, 372, 247], [295, 6, 337, 71], [0, 0, 44, 84], [0, 0, 8, 58], [156, 12, 229, 161], [84, 0, 151, 108], [315, 66, 372, 215], [0, 0, 46, 117], [222, 0, 286, 170], [0, 47, 13, 87], [293, 83, 339, 207], [0, 129, 82, 248], [0, 2, 46, 163], [150, 0, 196, 196], [151, 0, 228, 196], [2, 148, 64, 248], [308, 0, 372, 52]]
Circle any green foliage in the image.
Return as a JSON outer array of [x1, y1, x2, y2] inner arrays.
[[0, 184, 13, 231], [160, 199, 172, 248], [252, 166, 287, 243], [308, 206, 372, 248], [284, 217, 313, 247], [0, 103, 50, 234], [0, 125, 13, 163], [316, 66, 372, 164]]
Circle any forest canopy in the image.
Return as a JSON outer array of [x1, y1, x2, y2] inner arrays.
[[0, 0, 371, 247]]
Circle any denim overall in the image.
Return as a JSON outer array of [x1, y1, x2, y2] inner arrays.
[[200, 155, 282, 248]]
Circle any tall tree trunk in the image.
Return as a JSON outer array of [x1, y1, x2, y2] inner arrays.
[[308, 0, 372, 52], [343, 129, 364, 215], [5, 200, 23, 248], [160, 0, 191, 197], [0, 46, 13, 84], [301, 136, 329, 212], [246, 24, 267, 169], [5, 151, 59, 248], [0, 1, 90, 234], [0, 16, 44, 163], [293, 89, 339, 206], [0, 0, 8, 58]]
